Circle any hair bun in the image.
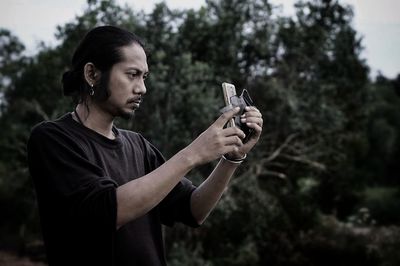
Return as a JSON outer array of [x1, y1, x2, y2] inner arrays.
[[62, 70, 81, 96]]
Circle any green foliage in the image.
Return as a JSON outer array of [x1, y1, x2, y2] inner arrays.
[[0, 0, 399, 265], [361, 187, 400, 225]]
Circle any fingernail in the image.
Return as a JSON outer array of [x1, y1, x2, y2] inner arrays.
[[241, 118, 246, 123]]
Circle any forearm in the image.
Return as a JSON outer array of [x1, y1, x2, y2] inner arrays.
[[116, 148, 195, 229], [116, 107, 253, 229], [190, 158, 240, 224]]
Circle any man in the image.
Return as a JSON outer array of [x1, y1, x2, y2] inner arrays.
[[27, 26, 263, 265]]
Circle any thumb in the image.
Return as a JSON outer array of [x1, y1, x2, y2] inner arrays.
[[213, 106, 240, 128]]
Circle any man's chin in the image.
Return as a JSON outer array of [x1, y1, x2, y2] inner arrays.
[[119, 109, 136, 120]]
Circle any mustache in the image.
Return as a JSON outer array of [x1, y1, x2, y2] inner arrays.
[[126, 96, 143, 104]]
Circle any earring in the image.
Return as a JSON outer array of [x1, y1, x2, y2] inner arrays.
[[89, 83, 95, 96]]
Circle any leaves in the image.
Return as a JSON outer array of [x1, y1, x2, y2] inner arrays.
[[0, 0, 399, 264]]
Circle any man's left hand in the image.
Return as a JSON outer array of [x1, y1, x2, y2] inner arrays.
[[225, 106, 263, 160]]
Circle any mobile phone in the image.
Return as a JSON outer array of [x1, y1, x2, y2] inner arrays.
[[221, 82, 237, 128], [221, 82, 255, 143]]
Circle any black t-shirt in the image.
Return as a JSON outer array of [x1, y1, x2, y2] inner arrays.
[[27, 113, 199, 266]]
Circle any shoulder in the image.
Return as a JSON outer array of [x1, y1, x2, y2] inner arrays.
[[28, 114, 82, 151], [30, 113, 71, 135], [29, 120, 62, 142]]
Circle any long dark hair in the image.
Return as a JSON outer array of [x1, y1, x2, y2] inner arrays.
[[62, 25, 145, 104]]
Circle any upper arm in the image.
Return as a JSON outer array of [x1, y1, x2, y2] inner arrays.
[[28, 123, 118, 223]]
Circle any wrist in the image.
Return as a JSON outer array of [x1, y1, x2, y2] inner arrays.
[[222, 153, 247, 164]]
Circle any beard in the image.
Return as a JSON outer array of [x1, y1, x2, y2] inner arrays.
[[94, 98, 138, 122], [93, 73, 143, 120], [118, 108, 136, 120]]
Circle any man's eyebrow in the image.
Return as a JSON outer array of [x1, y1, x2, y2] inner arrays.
[[126, 67, 149, 74]]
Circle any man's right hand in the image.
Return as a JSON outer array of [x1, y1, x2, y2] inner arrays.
[[183, 107, 246, 166]]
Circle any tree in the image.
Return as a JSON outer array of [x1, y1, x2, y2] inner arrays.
[[0, 0, 399, 265], [262, 0, 370, 219], [0, 29, 40, 250]]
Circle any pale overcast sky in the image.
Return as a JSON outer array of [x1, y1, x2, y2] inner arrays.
[[0, 0, 399, 79]]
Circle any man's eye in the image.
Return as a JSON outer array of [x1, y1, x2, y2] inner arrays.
[[143, 73, 149, 80], [127, 72, 138, 78]]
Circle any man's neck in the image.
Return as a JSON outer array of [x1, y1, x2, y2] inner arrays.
[[75, 103, 115, 139]]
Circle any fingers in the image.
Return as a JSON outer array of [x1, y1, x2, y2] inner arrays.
[[215, 127, 245, 155], [214, 107, 240, 128], [241, 117, 263, 128], [192, 106, 262, 164], [241, 106, 263, 128], [242, 106, 262, 118], [241, 106, 263, 142], [222, 126, 246, 139], [220, 139, 242, 155], [246, 123, 263, 136], [224, 135, 243, 147]]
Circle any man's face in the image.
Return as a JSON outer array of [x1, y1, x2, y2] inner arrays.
[[99, 43, 148, 119]]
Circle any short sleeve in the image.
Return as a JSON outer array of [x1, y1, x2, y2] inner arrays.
[[27, 122, 118, 264], [159, 178, 200, 228], [139, 134, 199, 228]]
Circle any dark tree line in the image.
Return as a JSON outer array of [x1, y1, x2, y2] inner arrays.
[[0, 0, 399, 265]]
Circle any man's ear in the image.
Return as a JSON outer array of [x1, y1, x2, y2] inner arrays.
[[83, 62, 100, 86]]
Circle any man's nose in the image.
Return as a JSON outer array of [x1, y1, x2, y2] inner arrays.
[[135, 79, 147, 95]]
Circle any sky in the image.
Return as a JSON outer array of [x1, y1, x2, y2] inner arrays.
[[0, 0, 399, 79]]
